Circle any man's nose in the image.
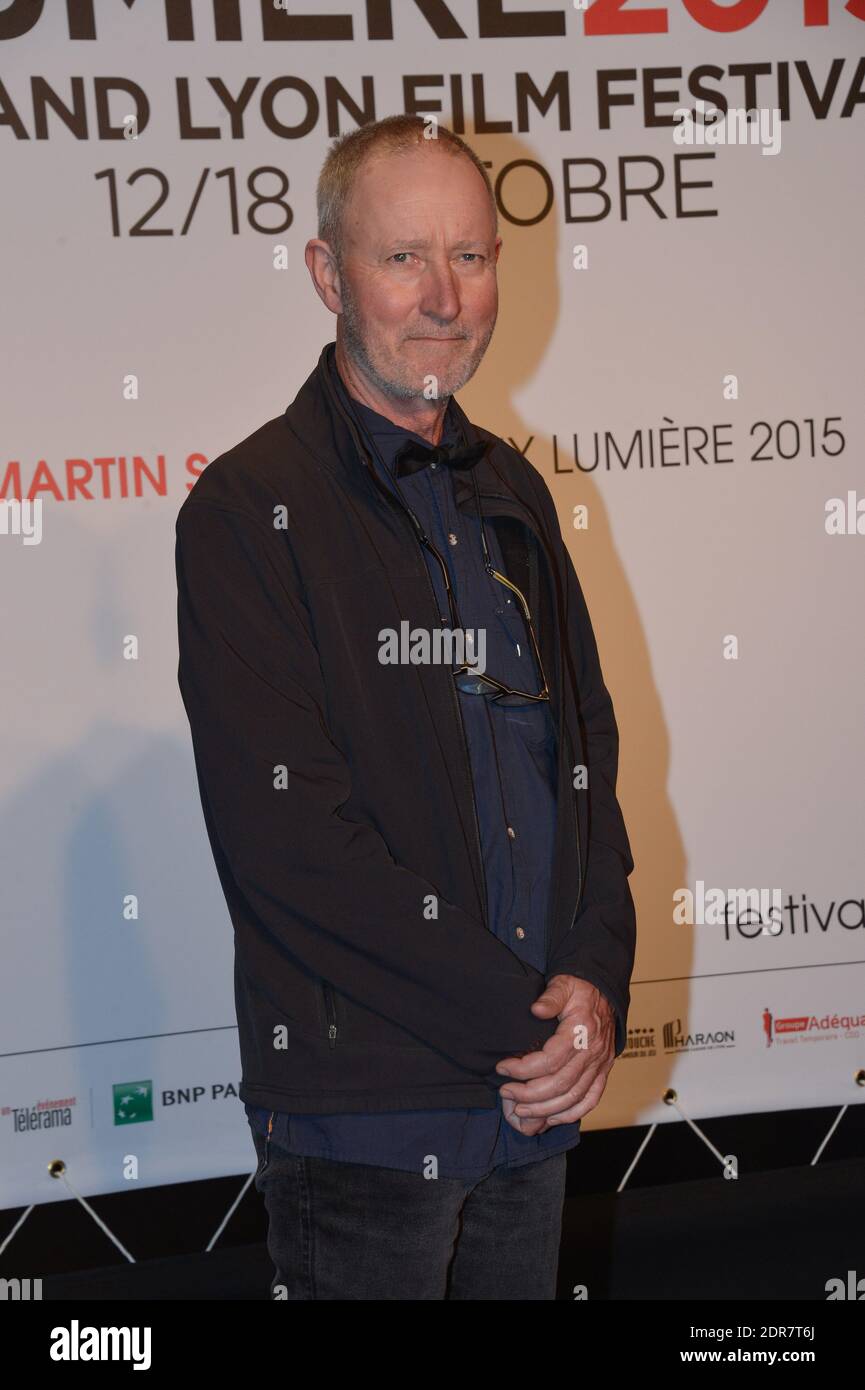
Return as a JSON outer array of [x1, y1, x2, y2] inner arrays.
[[416, 262, 461, 321]]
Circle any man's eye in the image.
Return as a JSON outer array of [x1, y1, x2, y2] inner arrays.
[[389, 252, 482, 264]]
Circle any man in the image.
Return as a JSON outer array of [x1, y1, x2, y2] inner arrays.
[[175, 114, 636, 1300]]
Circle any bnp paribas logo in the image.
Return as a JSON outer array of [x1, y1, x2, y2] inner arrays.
[[112, 1080, 153, 1126]]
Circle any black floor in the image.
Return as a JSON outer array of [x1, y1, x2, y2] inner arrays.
[[24, 1156, 858, 1302]]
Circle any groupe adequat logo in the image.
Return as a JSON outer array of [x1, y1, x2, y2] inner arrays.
[[761, 1007, 865, 1047]]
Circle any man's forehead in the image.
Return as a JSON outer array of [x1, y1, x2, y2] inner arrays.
[[346, 181, 494, 247], [349, 147, 487, 207]]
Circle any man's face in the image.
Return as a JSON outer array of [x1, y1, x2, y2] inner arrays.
[[335, 144, 501, 402]]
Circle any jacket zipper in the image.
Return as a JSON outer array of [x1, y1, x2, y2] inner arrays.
[[322, 981, 338, 1048]]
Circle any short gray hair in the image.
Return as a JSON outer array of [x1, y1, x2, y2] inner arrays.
[[316, 115, 498, 266]]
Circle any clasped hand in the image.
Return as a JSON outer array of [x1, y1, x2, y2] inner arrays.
[[496, 976, 616, 1135]]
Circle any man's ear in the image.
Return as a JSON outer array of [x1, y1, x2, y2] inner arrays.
[[305, 239, 343, 314]]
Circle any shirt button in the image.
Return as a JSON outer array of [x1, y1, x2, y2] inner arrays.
[[448, 532, 458, 546], [515, 926, 526, 940], [507, 826, 516, 839], [430, 460, 438, 469]]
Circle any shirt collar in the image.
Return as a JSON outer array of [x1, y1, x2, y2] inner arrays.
[[330, 354, 461, 476]]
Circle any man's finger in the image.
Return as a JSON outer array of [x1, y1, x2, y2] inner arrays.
[[501, 1093, 546, 1137], [500, 1051, 589, 1102], [509, 1060, 600, 1114], [519, 1071, 609, 1123], [495, 1035, 574, 1083]]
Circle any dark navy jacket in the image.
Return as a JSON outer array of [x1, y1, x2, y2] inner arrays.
[[245, 369, 582, 1177], [175, 340, 636, 1115]]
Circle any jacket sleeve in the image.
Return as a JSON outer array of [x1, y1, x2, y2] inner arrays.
[[525, 470, 637, 1058], [175, 495, 558, 1083]]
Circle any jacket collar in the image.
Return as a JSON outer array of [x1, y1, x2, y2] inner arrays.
[[292, 340, 567, 730]]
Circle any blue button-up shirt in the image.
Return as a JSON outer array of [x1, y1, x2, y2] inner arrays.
[[246, 373, 582, 1179]]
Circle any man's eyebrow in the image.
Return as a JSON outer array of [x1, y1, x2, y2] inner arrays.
[[381, 237, 490, 252]]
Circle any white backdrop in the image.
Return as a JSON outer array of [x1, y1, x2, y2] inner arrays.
[[2, 0, 863, 1209]]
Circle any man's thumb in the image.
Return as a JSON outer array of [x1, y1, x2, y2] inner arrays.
[[531, 980, 567, 1017]]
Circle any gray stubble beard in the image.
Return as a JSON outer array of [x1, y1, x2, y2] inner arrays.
[[336, 257, 497, 404]]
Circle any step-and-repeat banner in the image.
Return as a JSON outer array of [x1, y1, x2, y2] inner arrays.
[[2, 2, 863, 1209]]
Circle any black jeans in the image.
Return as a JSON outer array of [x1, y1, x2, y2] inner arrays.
[[249, 1124, 567, 1300]]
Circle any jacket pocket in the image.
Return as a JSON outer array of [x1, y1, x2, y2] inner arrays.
[[321, 981, 338, 1049], [318, 982, 427, 1050], [500, 702, 553, 750]]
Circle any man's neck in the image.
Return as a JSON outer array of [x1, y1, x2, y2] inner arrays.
[[334, 339, 449, 446]]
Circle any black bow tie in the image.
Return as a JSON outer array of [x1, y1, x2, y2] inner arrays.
[[393, 436, 491, 479]]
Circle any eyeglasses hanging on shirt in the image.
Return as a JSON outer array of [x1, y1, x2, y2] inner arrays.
[[390, 435, 550, 708]]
